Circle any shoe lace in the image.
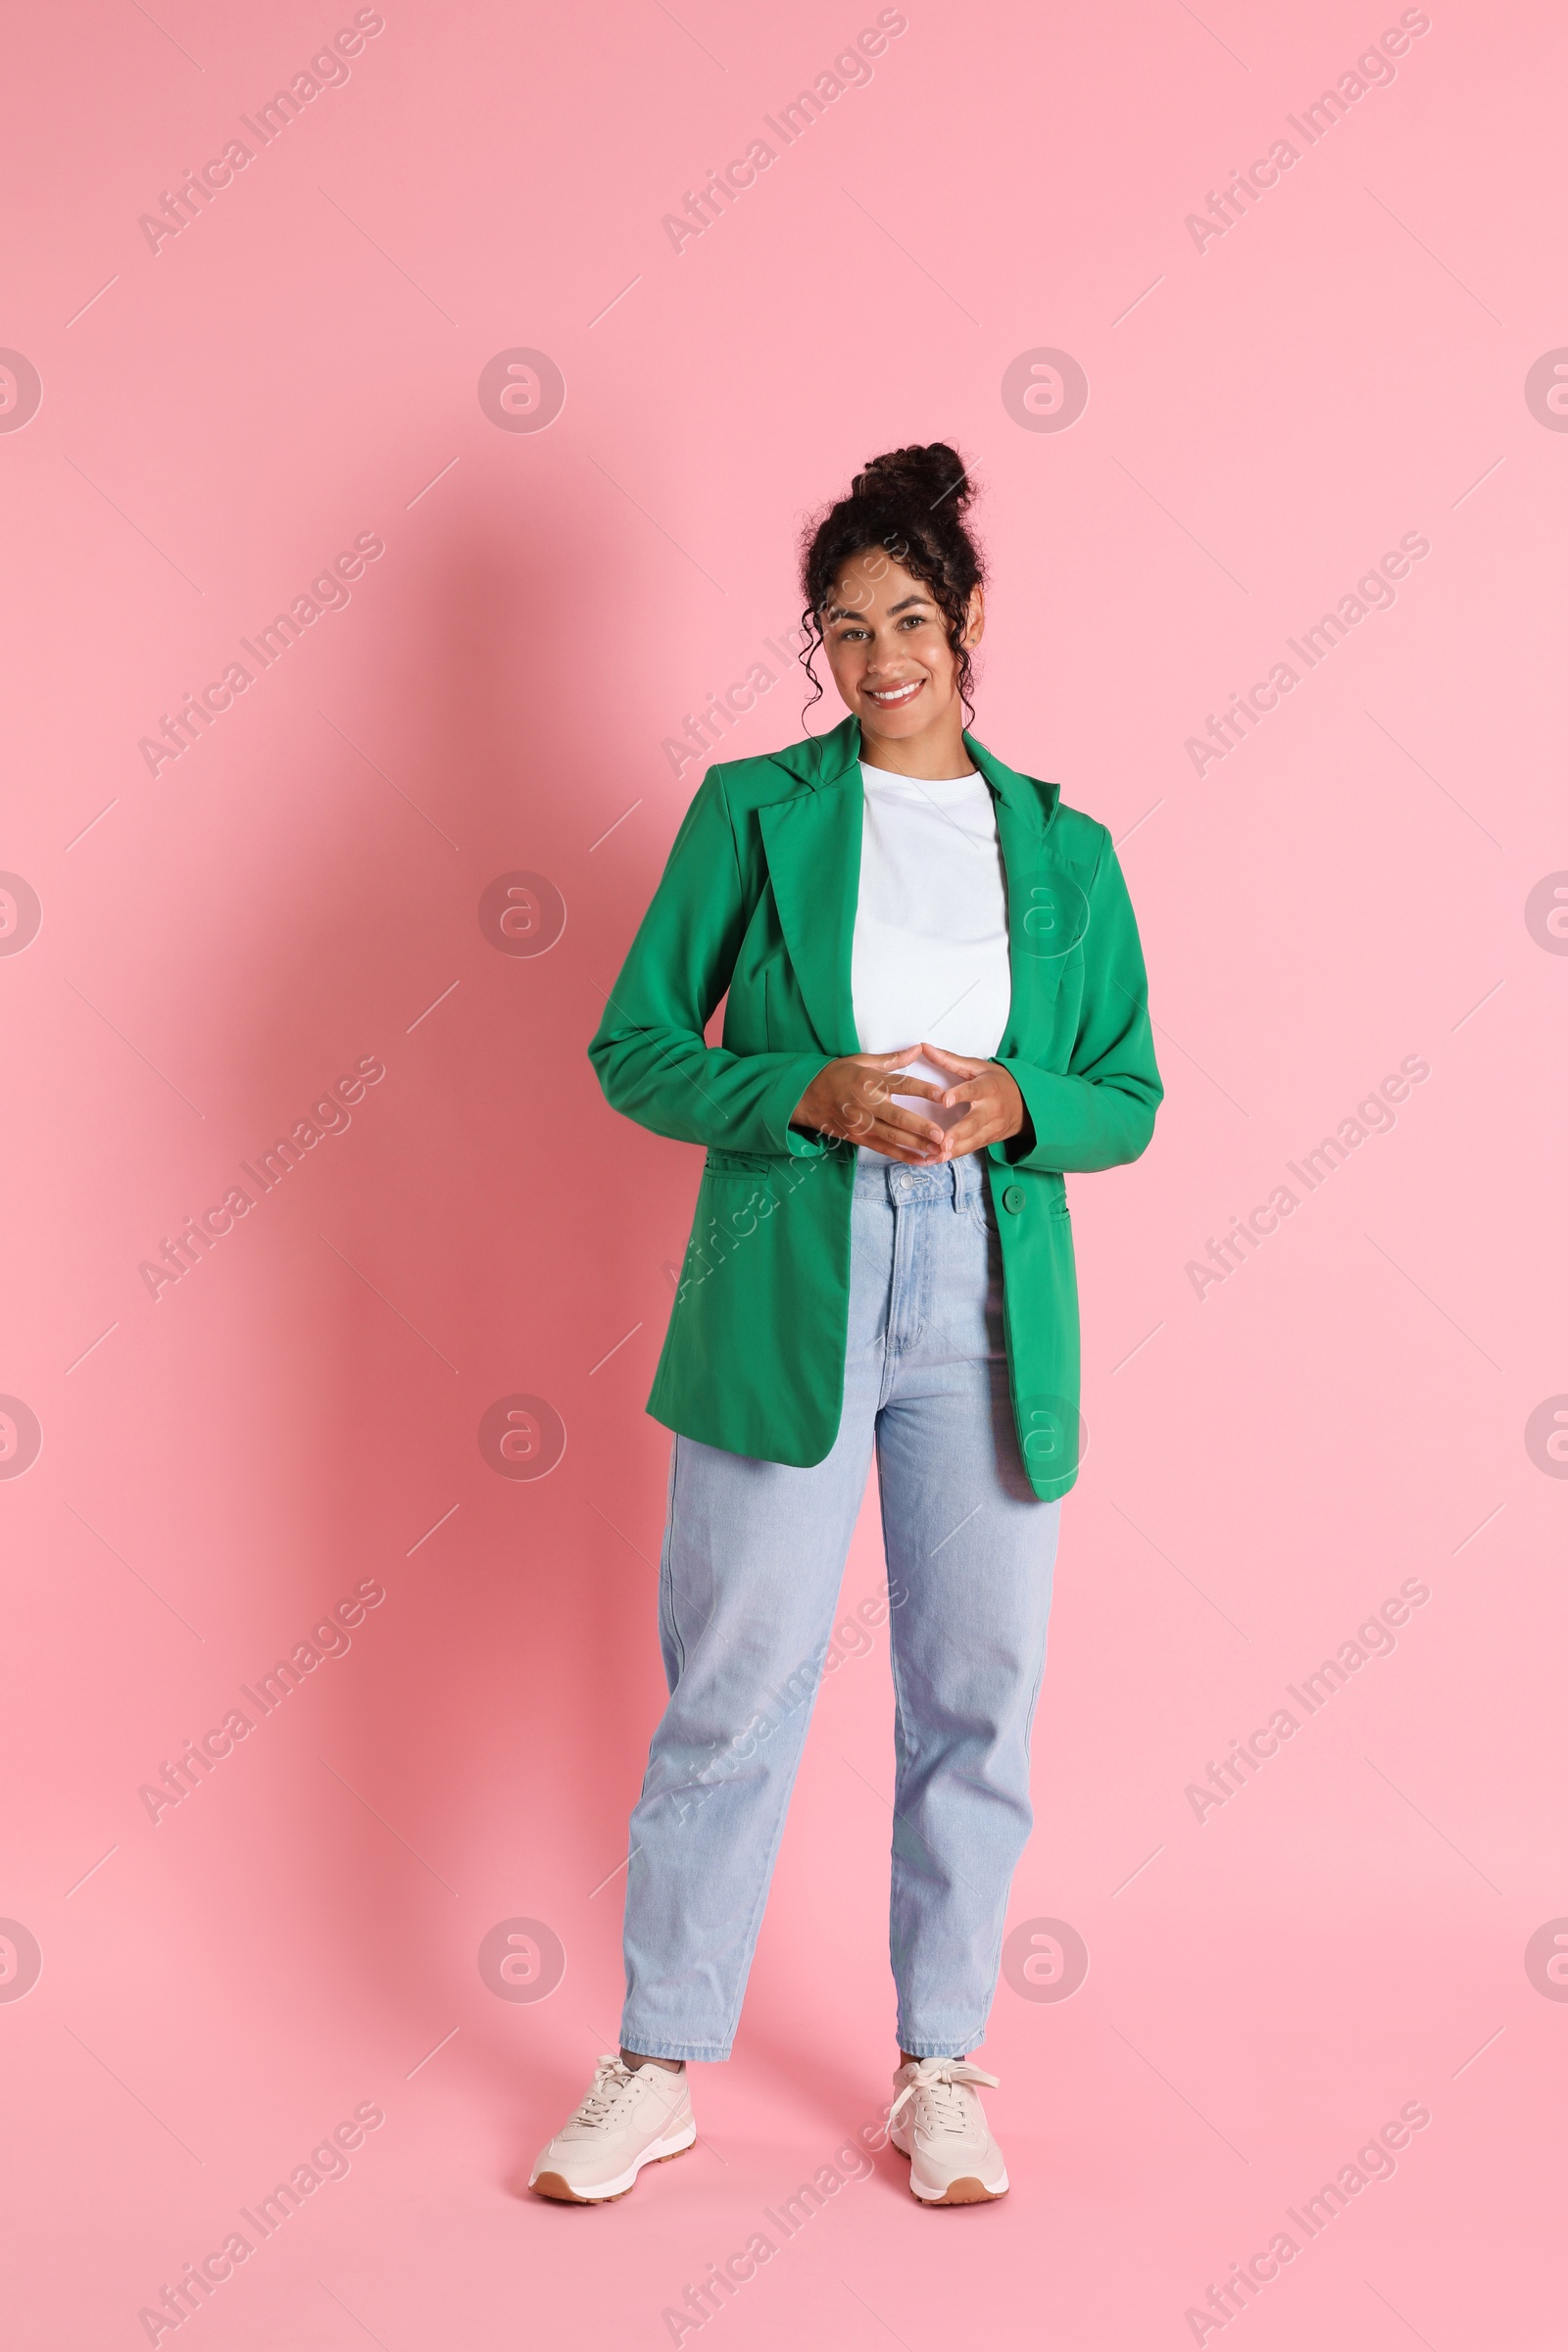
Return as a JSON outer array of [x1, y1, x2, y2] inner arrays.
[[888, 2058, 1000, 2137], [568, 2054, 639, 2130]]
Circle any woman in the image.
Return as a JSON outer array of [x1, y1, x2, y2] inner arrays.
[[531, 445, 1162, 2206]]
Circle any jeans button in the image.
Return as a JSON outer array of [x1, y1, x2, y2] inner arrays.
[[1002, 1185, 1026, 1214]]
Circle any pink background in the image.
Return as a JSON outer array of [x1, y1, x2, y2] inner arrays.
[[3, 2, 1565, 2344]]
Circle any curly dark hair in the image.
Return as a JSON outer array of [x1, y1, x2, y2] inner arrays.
[[797, 442, 986, 722]]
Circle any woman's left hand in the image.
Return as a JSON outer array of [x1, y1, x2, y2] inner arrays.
[[919, 1043, 1027, 1157]]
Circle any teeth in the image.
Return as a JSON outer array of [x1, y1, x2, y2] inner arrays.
[[869, 681, 919, 704]]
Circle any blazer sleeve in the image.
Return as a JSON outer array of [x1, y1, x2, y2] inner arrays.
[[587, 765, 835, 1156], [994, 827, 1163, 1173]]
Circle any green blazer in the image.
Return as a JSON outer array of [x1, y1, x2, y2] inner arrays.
[[588, 714, 1162, 1500]]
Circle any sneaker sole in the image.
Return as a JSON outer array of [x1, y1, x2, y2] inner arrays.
[[910, 2173, 1008, 2204], [891, 2136, 1008, 2204], [529, 2123, 697, 2204]]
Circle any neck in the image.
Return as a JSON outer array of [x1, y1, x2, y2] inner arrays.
[[858, 711, 975, 781]]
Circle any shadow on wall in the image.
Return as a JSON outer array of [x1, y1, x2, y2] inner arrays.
[[220, 488, 697, 2106]]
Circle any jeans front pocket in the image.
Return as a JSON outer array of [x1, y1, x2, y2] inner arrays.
[[961, 1158, 1000, 1239]]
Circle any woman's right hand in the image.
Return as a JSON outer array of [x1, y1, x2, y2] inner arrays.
[[789, 1049, 947, 1162]]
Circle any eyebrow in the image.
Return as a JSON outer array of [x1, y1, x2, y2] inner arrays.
[[825, 590, 932, 622]]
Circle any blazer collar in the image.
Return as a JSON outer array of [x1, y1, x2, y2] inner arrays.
[[759, 715, 1063, 1057], [766, 711, 1058, 840]]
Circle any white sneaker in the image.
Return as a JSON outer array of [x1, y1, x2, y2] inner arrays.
[[529, 2053, 696, 2203], [888, 2058, 1009, 2203]]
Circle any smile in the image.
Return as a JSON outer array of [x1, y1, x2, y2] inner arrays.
[[864, 679, 924, 708]]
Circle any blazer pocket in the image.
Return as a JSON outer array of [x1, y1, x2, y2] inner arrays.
[[705, 1147, 780, 1177]]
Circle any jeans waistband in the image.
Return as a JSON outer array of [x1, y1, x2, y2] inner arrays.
[[853, 1148, 988, 1208]]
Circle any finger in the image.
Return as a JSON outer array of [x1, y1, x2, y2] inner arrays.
[[841, 1094, 945, 1146], [832, 1102, 880, 1141], [863, 1119, 942, 1161], [918, 1042, 988, 1073], [857, 1046, 924, 1068], [877, 1072, 948, 1102], [937, 1109, 1000, 1156], [936, 1066, 1000, 1107], [875, 1107, 949, 1147], [858, 1077, 947, 1126]]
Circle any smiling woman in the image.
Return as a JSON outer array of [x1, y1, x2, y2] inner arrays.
[[553, 441, 1163, 2213]]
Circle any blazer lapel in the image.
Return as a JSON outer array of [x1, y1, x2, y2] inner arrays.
[[757, 719, 1067, 1062], [759, 719, 863, 1054], [964, 732, 1060, 1059]]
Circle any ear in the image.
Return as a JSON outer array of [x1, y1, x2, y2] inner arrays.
[[962, 586, 986, 648]]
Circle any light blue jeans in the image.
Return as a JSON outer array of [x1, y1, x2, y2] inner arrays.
[[619, 1147, 1060, 2062]]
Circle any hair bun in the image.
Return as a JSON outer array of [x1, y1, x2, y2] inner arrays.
[[851, 442, 972, 512]]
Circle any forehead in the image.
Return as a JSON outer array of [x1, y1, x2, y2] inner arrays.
[[824, 549, 932, 617]]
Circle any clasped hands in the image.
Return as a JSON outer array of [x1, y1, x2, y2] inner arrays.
[[790, 1043, 1025, 1165]]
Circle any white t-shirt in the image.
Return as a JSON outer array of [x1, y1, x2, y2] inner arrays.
[[849, 761, 1011, 1159]]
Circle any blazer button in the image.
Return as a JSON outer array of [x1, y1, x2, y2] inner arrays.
[[1002, 1185, 1026, 1214]]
